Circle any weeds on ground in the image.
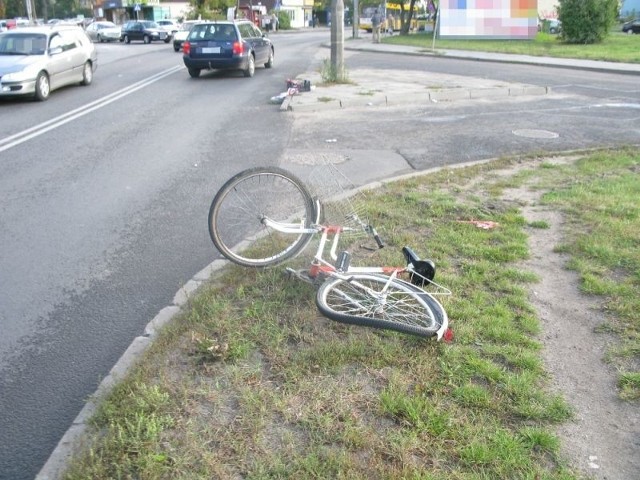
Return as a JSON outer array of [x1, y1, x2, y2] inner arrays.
[[319, 58, 351, 84], [64, 149, 639, 479]]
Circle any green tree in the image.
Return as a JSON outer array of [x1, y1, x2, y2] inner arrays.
[[355, 0, 424, 35], [557, 0, 618, 44], [188, 0, 234, 20], [5, 0, 25, 18], [397, 0, 420, 35], [275, 10, 290, 29], [50, 0, 79, 18]]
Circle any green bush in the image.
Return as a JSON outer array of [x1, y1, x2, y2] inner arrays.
[[276, 10, 291, 30], [557, 0, 618, 43]]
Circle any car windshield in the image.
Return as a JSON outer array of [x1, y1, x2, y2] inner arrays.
[[0, 33, 47, 55], [99, 22, 117, 29], [142, 21, 159, 28]]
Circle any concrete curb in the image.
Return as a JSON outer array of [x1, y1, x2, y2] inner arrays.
[[35, 147, 524, 479], [282, 85, 551, 112], [36, 145, 613, 479], [35, 153, 490, 479], [35, 32, 635, 477], [35, 260, 229, 480]]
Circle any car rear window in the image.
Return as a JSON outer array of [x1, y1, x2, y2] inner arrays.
[[188, 24, 237, 42]]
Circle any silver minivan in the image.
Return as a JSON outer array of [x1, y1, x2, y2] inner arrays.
[[0, 25, 97, 101]]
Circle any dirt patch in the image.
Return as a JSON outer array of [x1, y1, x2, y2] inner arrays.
[[498, 160, 640, 480]]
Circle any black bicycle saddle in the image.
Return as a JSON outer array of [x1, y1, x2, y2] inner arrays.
[[402, 246, 436, 285]]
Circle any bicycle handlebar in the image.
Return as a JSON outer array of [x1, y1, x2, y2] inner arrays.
[[368, 225, 384, 249]]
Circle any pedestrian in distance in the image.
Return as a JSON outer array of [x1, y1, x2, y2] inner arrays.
[[387, 13, 394, 35], [371, 9, 382, 43]]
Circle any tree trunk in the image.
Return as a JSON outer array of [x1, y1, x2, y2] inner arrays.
[[400, 0, 417, 35]]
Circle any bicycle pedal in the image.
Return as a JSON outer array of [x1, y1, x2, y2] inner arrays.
[[335, 251, 351, 272], [285, 268, 317, 285]]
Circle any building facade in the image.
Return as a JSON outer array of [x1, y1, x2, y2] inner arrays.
[[277, 0, 314, 28], [94, 0, 318, 27], [95, 0, 191, 23], [538, 0, 558, 19]]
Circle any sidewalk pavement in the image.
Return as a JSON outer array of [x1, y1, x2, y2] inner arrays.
[[281, 35, 639, 112], [36, 37, 639, 480]]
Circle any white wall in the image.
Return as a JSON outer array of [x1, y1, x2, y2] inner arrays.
[[538, 0, 558, 19]]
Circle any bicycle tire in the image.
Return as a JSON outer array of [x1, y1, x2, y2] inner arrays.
[[209, 167, 317, 268], [316, 273, 447, 338]]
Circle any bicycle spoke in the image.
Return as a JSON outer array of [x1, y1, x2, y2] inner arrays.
[[209, 167, 316, 267], [317, 273, 448, 337]]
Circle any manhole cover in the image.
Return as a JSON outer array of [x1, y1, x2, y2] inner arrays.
[[512, 129, 559, 139]]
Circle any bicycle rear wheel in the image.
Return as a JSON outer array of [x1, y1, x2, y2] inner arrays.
[[316, 273, 447, 338], [209, 167, 317, 267]]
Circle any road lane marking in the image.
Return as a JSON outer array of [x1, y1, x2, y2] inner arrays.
[[0, 65, 183, 153]]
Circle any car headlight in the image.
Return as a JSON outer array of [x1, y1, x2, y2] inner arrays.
[[1, 69, 33, 83]]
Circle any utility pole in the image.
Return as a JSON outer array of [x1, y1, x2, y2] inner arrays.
[[330, 0, 345, 81], [25, 0, 35, 23], [352, 0, 359, 38]]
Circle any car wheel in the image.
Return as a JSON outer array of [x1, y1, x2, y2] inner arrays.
[[174, 44, 180, 52], [243, 54, 255, 78], [627, 29, 634, 35], [188, 68, 201, 78], [164, 37, 171, 43], [143, 35, 150, 44], [124, 35, 130, 43], [80, 61, 93, 86], [97, 34, 103, 43], [264, 49, 274, 68], [34, 71, 50, 101]]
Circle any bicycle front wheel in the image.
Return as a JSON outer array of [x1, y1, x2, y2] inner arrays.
[[209, 167, 317, 268], [316, 274, 447, 338]]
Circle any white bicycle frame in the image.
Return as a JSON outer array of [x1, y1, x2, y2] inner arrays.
[[263, 216, 451, 340], [263, 216, 450, 292]]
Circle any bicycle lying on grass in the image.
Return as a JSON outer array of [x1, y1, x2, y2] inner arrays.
[[208, 165, 452, 340]]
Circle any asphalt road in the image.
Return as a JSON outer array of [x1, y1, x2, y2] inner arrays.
[[1, 30, 639, 480], [286, 48, 640, 174], [0, 31, 324, 480]]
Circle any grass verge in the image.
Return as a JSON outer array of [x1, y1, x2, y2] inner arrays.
[[383, 31, 640, 63], [64, 149, 639, 479]]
